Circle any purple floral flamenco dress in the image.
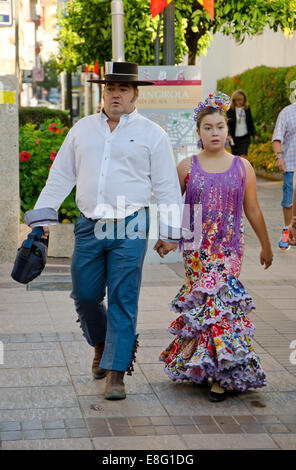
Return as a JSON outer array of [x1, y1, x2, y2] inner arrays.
[[160, 155, 266, 392]]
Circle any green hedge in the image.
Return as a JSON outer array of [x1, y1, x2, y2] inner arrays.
[[19, 107, 70, 128], [217, 65, 296, 137]]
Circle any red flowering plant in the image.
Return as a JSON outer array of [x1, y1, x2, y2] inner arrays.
[[19, 118, 79, 223]]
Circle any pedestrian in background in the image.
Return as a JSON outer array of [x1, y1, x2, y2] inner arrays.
[[272, 101, 296, 251], [227, 89, 257, 157]]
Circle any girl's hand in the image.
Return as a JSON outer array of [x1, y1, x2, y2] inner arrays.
[[288, 224, 296, 245], [260, 247, 273, 270]]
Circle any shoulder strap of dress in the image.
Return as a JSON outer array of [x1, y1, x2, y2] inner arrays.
[[236, 155, 247, 189]]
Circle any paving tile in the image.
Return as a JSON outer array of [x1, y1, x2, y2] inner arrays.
[[1, 349, 65, 368], [1, 438, 94, 450], [64, 418, 86, 428], [22, 419, 43, 430], [92, 435, 188, 450], [0, 421, 21, 431], [23, 429, 46, 440], [253, 415, 281, 424], [108, 417, 129, 426], [133, 426, 156, 436], [220, 424, 243, 434], [150, 416, 172, 426], [192, 416, 215, 425], [154, 426, 176, 435], [128, 417, 151, 426], [0, 386, 78, 410], [1, 431, 22, 441], [111, 426, 135, 436], [0, 367, 71, 388], [241, 391, 296, 415], [171, 416, 194, 425], [175, 425, 199, 434], [286, 424, 296, 432], [45, 429, 68, 439], [277, 415, 296, 424], [0, 406, 83, 422], [263, 424, 289, 433], [233, 415, 257, 425], [86, 418, 111, 437], [271, 434, 296, 450], [241, 424, 266, 433], [43, 419, 65, 429], [79, 394, 167, 418], [213, 416, 237, 425], [67, 428, 90, 438], [197, 425, 222, 434], [183, 433, 278, 450]]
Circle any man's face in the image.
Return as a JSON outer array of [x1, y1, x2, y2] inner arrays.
[[103, 82, 138, 117]]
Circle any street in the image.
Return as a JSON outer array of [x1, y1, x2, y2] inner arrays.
[[0, 176, 296, 450]]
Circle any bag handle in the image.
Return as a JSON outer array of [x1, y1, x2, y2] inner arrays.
[[20, 227, 45, 259]]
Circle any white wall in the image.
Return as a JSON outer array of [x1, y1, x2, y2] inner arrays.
[[201, 28, 296, 99]]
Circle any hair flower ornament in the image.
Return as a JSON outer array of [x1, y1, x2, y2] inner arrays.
[[193, 91, 231, 121]]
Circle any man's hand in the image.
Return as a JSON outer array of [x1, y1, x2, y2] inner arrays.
[[275, 157, 286, 173], [41, 226, 50, 239], [153, 240, 178, 258]]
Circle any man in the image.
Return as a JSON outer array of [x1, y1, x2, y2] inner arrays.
[[23, 62, 183, 400], [272, 101, 296, 251]]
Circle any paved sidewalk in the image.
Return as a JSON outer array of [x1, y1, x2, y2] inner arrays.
[[0, 177, 296, 450]]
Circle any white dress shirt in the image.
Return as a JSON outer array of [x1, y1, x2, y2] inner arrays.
[[23, 109, 183, 240], [235, 107, 248, 137]]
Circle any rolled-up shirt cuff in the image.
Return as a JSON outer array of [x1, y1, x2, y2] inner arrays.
[[23, 208, 59, 227], [159, 223, 182, 242]]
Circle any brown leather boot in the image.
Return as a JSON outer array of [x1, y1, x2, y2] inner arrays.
[[104, 370, 126, 400], [92, 342, 106, 379]]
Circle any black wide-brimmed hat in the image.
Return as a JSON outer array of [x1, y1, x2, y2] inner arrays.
[[87, 61, 154, 86]]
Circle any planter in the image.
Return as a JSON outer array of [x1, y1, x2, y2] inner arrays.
[[254, 169, 282, 181]]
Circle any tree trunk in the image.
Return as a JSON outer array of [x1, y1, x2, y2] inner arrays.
[[185, 6, 206, 65]]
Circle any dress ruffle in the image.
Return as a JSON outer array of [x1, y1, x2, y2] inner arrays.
[[160, 274, 266, 392]]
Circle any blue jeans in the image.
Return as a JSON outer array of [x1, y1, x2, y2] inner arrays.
[[70, 208, 149, 372], [281, 171, 294, 208]]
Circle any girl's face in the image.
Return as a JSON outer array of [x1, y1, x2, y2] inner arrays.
[[197, 112, 228, 152], [234, 94, 244, 108]]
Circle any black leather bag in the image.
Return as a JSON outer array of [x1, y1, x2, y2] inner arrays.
[[11, 227, 48, 284]]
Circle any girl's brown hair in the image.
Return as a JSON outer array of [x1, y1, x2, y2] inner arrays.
[[196, 106, 228, 130], [230, 89, 249, 110]]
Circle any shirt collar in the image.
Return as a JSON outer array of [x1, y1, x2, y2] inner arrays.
[[100, 108, 138, 123]]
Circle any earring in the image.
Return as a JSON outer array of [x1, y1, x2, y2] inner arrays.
[[197, 139, 203, 150], [224, 139, 229, 149]]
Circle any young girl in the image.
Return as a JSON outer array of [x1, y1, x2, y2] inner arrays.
[[160, 92, 273, 402]]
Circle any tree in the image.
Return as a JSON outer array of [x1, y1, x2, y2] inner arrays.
[[56, 0, 187, 71], [180, 0, 296, 64], [56, 0, 296, 70], [40, 59, 60, 91]]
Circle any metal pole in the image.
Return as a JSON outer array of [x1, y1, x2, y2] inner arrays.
[[154, 12, 162, 65], [163, 0, 175, 65], [111, 0, 125, 62], [15, 0, 20, 104]]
